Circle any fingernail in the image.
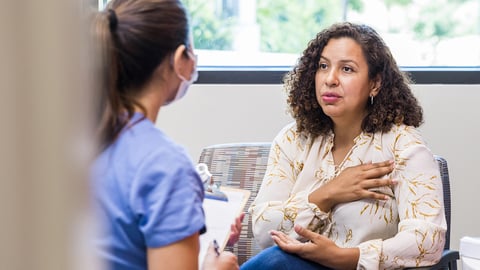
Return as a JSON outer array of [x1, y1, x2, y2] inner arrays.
[[391, 179, 398, 185]]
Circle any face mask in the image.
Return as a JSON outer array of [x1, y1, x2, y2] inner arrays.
[[165, 53, 198, 106]]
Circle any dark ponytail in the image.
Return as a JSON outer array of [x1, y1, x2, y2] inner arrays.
[[92, 0, 189, 150]]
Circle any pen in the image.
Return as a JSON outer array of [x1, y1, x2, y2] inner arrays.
[[213, 239, 220, 256]]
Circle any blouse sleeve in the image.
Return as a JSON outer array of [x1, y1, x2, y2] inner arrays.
[[357, 126, 447, 269], [249, 123, 331, 248]]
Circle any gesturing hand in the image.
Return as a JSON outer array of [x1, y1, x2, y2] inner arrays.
[[271, 225, 359, 269], [226, 212, 245, 246], [309, 160, 396, 211]]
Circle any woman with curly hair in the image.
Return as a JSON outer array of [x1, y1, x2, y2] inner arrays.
[[241, 22, 446, 270]]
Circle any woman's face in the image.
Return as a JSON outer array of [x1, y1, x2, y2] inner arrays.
[[315, 37, 377, 124]]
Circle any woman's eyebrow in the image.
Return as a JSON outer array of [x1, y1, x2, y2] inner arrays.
[[320, 56, 358, 66]]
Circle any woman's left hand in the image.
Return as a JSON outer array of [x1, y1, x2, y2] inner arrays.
[[270, 225, 335, 261], [226, 212, 245, 246], [271, 225, 359, 269]]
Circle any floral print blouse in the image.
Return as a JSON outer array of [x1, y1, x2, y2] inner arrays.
[[249, 122, 447, 270]]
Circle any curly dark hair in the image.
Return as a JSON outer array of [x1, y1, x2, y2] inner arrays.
[[284, 22, 423, 138]]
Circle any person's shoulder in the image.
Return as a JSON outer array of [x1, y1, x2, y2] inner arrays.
[[121, 122, 198, 185], [274, 121, 309, 148], [389, 123, 422, 136], [382, 123, 425, 144], [276, 121, 298, 140], [119, 119, 190, 163]]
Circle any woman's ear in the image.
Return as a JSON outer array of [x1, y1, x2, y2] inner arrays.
[[370, 75, 382, 97], [172, 44, 188, 78]]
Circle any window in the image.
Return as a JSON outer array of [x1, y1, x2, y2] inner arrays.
[[184, 0, 480, 67], [99, 0, 480, 84]]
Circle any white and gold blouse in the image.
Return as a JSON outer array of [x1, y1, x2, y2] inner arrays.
[[249, 122, 447, 270]]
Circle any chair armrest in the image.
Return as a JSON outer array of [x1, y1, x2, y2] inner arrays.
[[404, 249, 460, 270]]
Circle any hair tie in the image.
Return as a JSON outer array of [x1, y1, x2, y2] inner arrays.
[[107, 9, 118, 32]]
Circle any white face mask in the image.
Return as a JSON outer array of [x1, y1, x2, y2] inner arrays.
[[165, 53, 198, 106]]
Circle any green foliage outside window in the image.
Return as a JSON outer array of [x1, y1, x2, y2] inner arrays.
[[183, 0, 478, 57], [183, 0, 236, 50], [100, 0, 479, 66]]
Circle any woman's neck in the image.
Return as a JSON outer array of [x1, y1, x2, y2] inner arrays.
[[330, 118, 363, 167], [331, 109, 367, 146], [135, 60, 175, 123], [332, 118, 363, 148], [136, 72, 173, 123], [135, 88, 164, 123]]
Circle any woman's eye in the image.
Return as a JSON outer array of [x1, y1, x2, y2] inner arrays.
[[319, 63, 328, 69], [343, 66, 353, 72]]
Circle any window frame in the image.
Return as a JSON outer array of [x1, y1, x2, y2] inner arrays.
[[196, 67, 480, 84]]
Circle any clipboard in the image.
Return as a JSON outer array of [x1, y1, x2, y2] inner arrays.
[[198, 186, 251, 268]]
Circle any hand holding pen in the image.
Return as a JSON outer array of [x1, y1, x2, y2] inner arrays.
[[202, 240, 238, 270], [213, 239, 221, 256]]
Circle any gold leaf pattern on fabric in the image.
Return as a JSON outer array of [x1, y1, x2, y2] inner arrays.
[[249, 123, 446, 269]]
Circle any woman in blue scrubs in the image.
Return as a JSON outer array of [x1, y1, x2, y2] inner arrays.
[[90, 1, 239, 269]]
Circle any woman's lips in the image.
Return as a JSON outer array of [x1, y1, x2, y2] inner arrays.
[[321, 93, 341, 103]]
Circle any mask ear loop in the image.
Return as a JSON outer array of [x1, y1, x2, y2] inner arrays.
[[170, 45, 197, 79], [185, 48, 197, 66], [181, 50, 198, 82]]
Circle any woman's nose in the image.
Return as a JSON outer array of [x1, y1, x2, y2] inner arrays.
[[325, 69, 339, 87]]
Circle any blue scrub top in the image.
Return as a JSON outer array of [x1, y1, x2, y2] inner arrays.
[[91, 113, 205, 270]]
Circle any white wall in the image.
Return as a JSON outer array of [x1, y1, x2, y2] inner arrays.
[[414, 84, 480, 253], [158, 83, 480, 253], [158, 84, 293, 159]]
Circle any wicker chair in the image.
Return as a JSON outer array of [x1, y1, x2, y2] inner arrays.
[[198, 142, 459, 269]]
